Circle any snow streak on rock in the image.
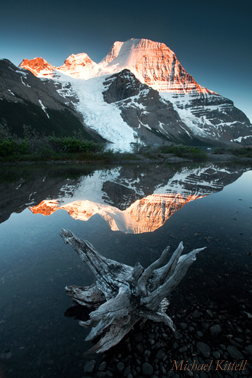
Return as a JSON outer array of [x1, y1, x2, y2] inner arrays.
[[38, 99, 50, 118]]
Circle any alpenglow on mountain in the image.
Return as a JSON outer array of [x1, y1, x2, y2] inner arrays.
[[2, 38, 251, 147]]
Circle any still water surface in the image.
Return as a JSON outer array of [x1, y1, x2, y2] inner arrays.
[[0, 162, 251, 377]]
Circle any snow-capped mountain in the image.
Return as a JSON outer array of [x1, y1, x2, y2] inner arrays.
[[19, 39, 212, 93], [3, 38, 252, 147], [99, 39, 212, 93]]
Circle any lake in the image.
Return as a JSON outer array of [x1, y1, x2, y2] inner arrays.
[[0, 162, 251, 377]]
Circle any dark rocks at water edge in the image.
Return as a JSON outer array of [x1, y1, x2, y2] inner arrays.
[[83, 360, 96, 374], [83, 299, 252, 378]]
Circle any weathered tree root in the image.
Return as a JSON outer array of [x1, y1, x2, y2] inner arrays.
[[60, 228, 206, 353]]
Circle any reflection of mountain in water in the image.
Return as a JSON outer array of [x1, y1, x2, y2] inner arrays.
[[0, 163, 249, 229], [30, 163, 249, 233], [30, 193, 204, 234]]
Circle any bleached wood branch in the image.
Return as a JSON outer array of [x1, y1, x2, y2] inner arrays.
[[60, 228, 205, 353]]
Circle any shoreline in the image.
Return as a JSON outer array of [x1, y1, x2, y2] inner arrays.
[[0, 152, 252, 167]]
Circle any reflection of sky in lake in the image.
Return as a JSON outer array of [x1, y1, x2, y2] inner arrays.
[[0, 164, 251, 378], [222, 170, 252, 199]]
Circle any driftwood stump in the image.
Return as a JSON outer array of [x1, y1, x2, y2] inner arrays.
[[60, 228, 206, 353]]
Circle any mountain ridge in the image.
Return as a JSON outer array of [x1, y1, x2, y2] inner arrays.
[[1, 38, 251, 148], [20, 38, 213, 94]]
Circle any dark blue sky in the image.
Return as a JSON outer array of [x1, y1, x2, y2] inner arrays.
[[1, 0, 251, 122]]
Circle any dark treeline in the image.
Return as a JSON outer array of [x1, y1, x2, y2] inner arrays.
[[0, 121, 104, 158]]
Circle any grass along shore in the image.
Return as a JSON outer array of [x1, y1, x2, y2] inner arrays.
[[0, 124, 252, 164]]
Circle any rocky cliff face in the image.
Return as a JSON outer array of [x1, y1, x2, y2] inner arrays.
[[102, 69, 252, 145], [100, 39, 212, 94], [100, 41, 124, 65], [167, 91, 252, 144], [1, 59, 71, 109], [0, 59, 104, 140], [102, 69, 189, 144]]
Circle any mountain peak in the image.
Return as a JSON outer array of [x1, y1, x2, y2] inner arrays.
[[101, 38, 173, 64], [58, 52, 96, 78], [99, 38, 209, 93], [61, 52, 94, 67], [19, 57, 55, 77], [20, 53, 97, 79], [101, 41, 124, 64], [100, 38, 171, 65]]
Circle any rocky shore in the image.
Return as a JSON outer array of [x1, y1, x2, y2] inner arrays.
[[82, 297, 252, 378]]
